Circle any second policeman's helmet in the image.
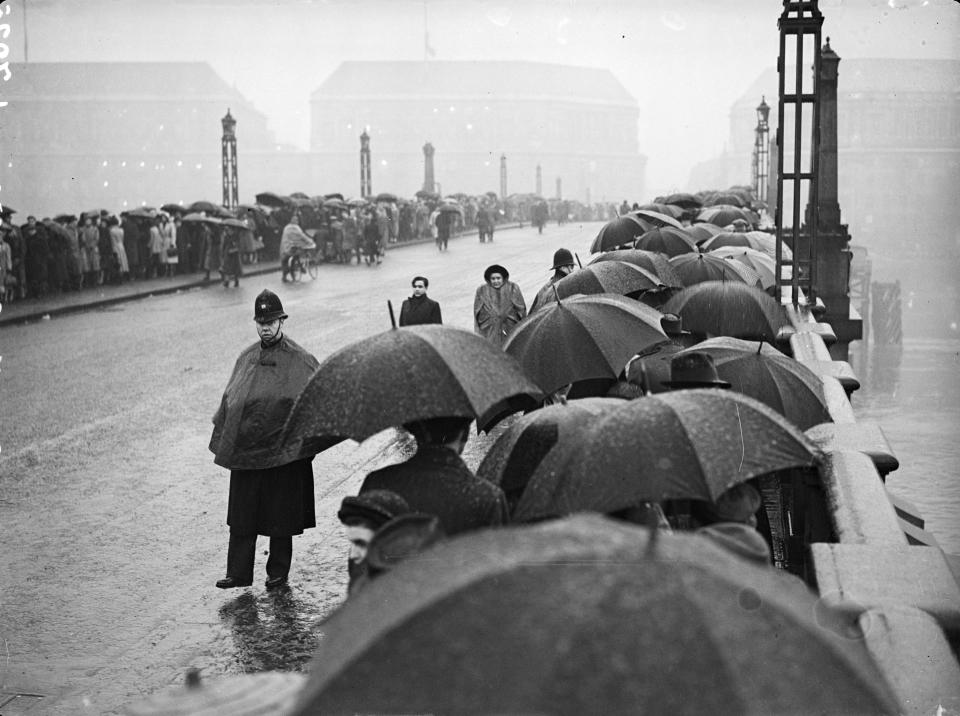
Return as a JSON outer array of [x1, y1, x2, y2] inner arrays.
[[254, 289, 288, 323], [551, 248, 575, 270]]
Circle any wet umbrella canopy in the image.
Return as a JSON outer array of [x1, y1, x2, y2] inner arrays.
[[291, 515, 896, 716], [588, 249, 683, 288], [512, 390, 819, 522], [633, 226, 698, 258], [281, 325, 542, 446], [553, 261, 665, 299], [181, 212, 223, 225], [668, 252, 761, 288], [683, 222, 724, 246], [663, 281, 788, 340], [676, 337, 832, 430], [661, 192, 702, 209], [255, 192, 293, 208], [627, 208, 684, 230], [589, 216, 647, 253], [708, 246, 781, 290], [503, 293, 667, 395], [476, 397, 623, 506], [701, 230, 791, 261], [696, 205, 757, 229]]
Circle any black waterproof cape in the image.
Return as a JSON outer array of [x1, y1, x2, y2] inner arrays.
[[210, 335, 320, 470]]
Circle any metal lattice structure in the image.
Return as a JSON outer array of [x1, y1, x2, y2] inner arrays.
[[775, 0, 823, 306], [220, 109, 238, 210]]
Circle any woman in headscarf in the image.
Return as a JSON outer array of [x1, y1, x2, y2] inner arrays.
[[473, 264, 527, 349]]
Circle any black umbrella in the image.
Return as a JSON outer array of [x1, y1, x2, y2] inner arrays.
[[663, 281, 788, 340], [684, 222, 724, 246], [125, 207, 157, 219], [633, 226, 698, 257], [53, 213, 76, 223], [181, 212, 223, 225], [668, 252, 761, 287], [375, 192, 398, 203], [554, 261, 665, 299], [187, 200, 220, 214], [292, 514, 896, 716], [281, 325, 543, 447], [160, 203, 187, 215], [589, 216, 646, 253], [636, 203, 684, 219], [704, 192, 746, 207], [503, 293, 666, 395], [437, 203, 463, 215], [708, 247, 780, 290], [627, 208, 684, 230], [588, 249, 683, 289], [255, 192, 293, 208], [476, 397, 623, 509], [662, 192, 702, 209], [676, 337, 832, 430], [696, 205, 756, 229], [701, 230, 790, 260], [513, 390, 819, 522], [323, 192, 345, 201]]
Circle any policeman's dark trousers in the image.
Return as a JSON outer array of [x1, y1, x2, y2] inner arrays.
[[226, 532, 293, 583]]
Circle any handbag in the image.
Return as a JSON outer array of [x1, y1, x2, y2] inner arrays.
[[166, 247, 179, 258]]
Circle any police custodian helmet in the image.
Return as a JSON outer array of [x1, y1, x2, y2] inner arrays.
[[254, 289, 288, 323]]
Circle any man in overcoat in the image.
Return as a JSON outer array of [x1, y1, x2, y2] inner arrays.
[[529, 248, 576, 312], [398, 275, 442, 326], [210, 289, 320, 590]]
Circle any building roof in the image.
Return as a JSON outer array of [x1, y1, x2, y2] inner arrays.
[[311, 61, 637, 107], [733, 58, 960, 110], [4, 62, 262, 109]]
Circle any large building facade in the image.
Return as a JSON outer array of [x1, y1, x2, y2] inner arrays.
[[310, 61, 646, 203]]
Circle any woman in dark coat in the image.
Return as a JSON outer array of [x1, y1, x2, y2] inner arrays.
[[210, 290, 321, 590]]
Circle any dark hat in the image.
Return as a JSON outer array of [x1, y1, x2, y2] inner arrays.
[[254, 289, 288, 323], [697, 522, 771, 566], [365, 513, 445, 576], [660, 313, 690, 336], [702, 483, 762, 523], [484, 264, 509, 282], [338, 490, 411, 529], [662, 352, 731, 389], [551, 248, 574, 270]]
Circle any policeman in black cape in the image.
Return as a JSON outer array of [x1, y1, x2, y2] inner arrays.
[[210, 289, 320, 590]]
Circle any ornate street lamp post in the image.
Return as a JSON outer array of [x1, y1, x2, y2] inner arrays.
[[221, 109, 238, 209], [754, 96, 770, 204], [499, 154, 507, 200], [360, 130, 371, 199]]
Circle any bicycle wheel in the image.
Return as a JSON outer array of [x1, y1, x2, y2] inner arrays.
[[307, 257, 319, 279]]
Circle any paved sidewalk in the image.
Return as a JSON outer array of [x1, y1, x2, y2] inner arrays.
[[0, 226, 513, 327]]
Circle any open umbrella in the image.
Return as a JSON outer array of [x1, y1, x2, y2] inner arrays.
[[347, 197, 368, 207], [437, 203, 463, 215], [701, 230, 790, 260], [588, 249, 683, 288], [323, 192, 345, 201], [554, 261, 665, 299], [160, 203, 187, 215], [661, 192, 702, 209], [668, 252, 761, 288], [187, 200, 220, 214], [628, 208, 684, 229], [696, 205, 756, 229], [683, 222, 724, 245], [375, 192, 398, 203], [663, 281, 788, 340], [636, 203, 685, 219], [281, 325, 542, 447], [181, 212, 222, 225], [53, 213, 77, 223], [513, 390, 819, 522], [255, 192, 292, 208], [708, 246, 781, 290], [589, 216, 646, 253], [704, 192, 745, 207], [503, 293, 666, 395], [293, 514, 895, 716], [125, 207, 157, 219], [633, 226, 698, 257], [477, 397, 622, 509], [617, 339, 686, 395], [676, 337, 832, 430]]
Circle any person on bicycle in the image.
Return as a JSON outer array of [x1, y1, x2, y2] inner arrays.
[[279, 212, 316, 282]]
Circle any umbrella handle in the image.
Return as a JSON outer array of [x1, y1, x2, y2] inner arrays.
[[574, 252, 583, 268], [388, 300, 397, 329], [551, 283, 562, 305]]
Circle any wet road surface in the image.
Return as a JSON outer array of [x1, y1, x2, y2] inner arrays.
[[0, 222, 600, 713]]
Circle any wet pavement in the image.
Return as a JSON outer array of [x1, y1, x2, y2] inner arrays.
[[0, 221, 588, 714]]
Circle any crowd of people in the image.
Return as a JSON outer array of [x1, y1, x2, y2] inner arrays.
[[0, 191, 612, 304]]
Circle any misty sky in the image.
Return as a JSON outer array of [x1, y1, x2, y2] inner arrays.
[[8, 0, 959, 197]]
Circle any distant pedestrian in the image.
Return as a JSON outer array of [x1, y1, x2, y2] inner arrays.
[[109, 217, 130, 282], [210, 289, 321, 591], [529, 248, 576, 312], [399, 276, 442, 326], [148, 217, 165, 280], [474, 264, 526, 348], [360, 416, 508, 536], [80, 215, 100, 287]]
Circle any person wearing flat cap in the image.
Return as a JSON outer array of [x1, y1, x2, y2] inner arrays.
[[474, 264, 527, 348], [210, 289, 321, 591], [337, 489, 411, 592], [529, 248, 576, 313], [661, 351, 731, 390]]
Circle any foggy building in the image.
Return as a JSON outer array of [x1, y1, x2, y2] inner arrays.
[[0, 62, 304, 217], [689, 58, 960, 289], [310, 60, 646, 202]]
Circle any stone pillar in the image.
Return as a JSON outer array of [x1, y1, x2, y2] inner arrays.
[[499, 154, 507, 200], [805, 39, 861, 359], [422, 142, 435, 193], [221, 109, 238, 209], [360, 130, 371, 199], [556, 177, 562, 200], [536, 164, 542, 195]]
